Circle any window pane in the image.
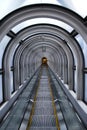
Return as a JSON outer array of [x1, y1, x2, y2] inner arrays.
[[74, 70, 76, 92], [68, 0, 87, 18], [12, 18, 73, 33], [85, 74, 87, 102], [0, 75, 3, 103], [75, 34, 87, 67], [0, 0, 60, 19], [10, 44, 19, 67], [0, 0, 87, 19], [0, 0, 24, 19], [21, 0, 60, 6], [10, 71, 13, 93], [0, 36, 11, 68]]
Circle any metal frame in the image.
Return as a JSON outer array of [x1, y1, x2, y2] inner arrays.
[[0, 4, 86, 104]]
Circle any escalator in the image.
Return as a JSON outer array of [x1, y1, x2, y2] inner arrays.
[[0, 65, 87, 130], [26, 66, 60, 130]]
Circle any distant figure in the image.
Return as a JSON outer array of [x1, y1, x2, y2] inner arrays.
[[42, 57, 47, 64]]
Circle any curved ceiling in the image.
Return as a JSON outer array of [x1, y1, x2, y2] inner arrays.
[[0, 0, 87, 18], [0, 2, 87, 102]]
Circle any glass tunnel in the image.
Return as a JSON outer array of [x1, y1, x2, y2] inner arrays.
[[0, 0, 87, 130]]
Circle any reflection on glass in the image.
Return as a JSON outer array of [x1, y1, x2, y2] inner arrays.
[[0, 0, 60, 19], [74, 69, 77, 92], [10, 71, 13, 93], [69, 0, 87, 17], [85, 74, 87, 102], [0, 36, 11, 68], [0, 75, 3, 103], [0, 0, 24, 19], [0, 0, 87, 19], [75, 34, 87, 67]]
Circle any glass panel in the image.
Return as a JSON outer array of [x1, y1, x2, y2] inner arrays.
[[85, 74, 87, 102], [67, 42, 76, 69], [0, 0, 87, 19], [10, 71, 14, 93], [9, 44, 19, 67], [0, 75, 3, 103], [56, 0, 87, 18], [21, 0, 60, 6], [74, 70, 76, 92], [0, 0, 57, 19], [12, 18, 73, 33], [0, 36, 11, 68], [75, 34, 87, 67], [69, 0, 87, 17], [0, 0, 25, 19], [0, 0, 60, 19]]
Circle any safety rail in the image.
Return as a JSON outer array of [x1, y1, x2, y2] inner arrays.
[[0, 66, 41, 129], [1, 65, 86, 130], [48, 66, 87, 130]]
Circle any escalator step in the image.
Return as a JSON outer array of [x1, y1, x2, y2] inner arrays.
[[29, 127, 57, 130], [34, 107, 54, 115], [31, 115, 56, 127]]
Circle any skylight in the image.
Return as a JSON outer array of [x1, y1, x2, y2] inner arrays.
[[0, 0, 87, 19]]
